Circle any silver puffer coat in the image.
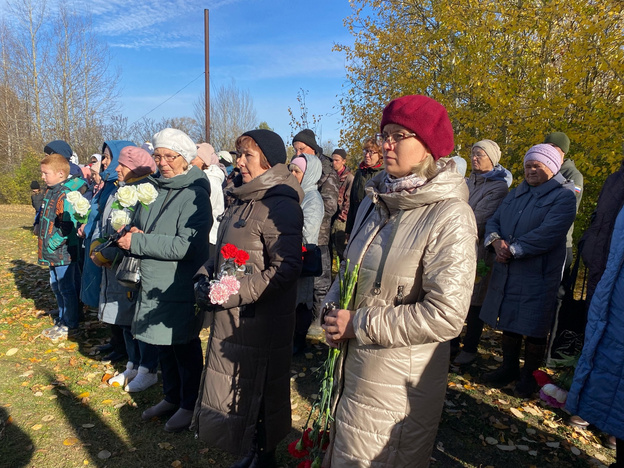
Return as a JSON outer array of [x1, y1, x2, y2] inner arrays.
[[323, 160, 477, 467]]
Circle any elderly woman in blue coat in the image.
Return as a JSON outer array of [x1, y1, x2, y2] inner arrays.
[[566, 205, 624, 465], [480, 144, 576, 397]]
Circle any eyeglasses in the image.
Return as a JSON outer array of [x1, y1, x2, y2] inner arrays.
[[375, 132, 418, 147], [153, 153, 180, 163]]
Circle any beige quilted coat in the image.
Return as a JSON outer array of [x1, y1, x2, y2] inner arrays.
[[323, 160, 477, 467]]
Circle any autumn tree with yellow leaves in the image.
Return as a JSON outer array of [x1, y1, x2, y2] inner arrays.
[[337, 0, 624, 233]]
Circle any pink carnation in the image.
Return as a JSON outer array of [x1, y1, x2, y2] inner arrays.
[[220, 274, 240, 295], [209, 275, 240, 305]]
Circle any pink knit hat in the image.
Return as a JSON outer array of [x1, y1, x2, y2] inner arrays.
[[289, 156, 307, 173], [196, 143, 219, 166], [380, 95, 454, 160], [524, 144, 562, 175], [118, 146, 157, 177]]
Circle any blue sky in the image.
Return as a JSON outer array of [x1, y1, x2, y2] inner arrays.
[[82, 0, 357, 146]]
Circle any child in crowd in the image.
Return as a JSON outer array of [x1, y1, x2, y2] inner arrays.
[[37, 153, 81, 340]]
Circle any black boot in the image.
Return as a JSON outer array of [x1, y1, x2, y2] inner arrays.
[[249, 449, 276, 468], [482, 334, 521, 387], [229, 451, 255, 468], [515, 341, 547, 398]]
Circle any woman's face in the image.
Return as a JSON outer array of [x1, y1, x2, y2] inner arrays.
[[524, 160, 553, 187], [101, 147, 112, 170], [471, 147, 494, 174], [382, 123, 428, 178], [362, 147, 380, 167], [154, 147, 187, 178], [237, 145, 268, 183], [115, 163, 134, 182], [290, 165, 304, 184]]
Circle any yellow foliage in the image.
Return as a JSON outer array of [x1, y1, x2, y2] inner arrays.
[[338, 0, 624, 234]]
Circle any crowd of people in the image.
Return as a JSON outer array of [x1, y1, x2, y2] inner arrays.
[[29, 94, 622, 468]]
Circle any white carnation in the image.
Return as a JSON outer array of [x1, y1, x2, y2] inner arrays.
[[115, 185, 138, 208], [136, 183, 158, 206], [73, 196, 91, 216], [110, 209, 132, 231]]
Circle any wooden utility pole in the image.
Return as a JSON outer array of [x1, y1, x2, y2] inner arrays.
[[204, 9, 210, 142]]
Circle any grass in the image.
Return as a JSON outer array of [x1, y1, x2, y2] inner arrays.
[[0, 204, 616, 467]]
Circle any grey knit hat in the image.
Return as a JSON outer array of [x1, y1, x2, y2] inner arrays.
[[473, 139, 501, 166]]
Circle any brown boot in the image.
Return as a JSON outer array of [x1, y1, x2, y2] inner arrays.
[[482, 334, 521, 387], [515, 341, 547, 398]]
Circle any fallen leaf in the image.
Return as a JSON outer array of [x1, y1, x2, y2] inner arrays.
[[510, 408, 525, 419], [571, 446, 581, 455], [42, 415, 54, 422], [101, 399, 113, 405], [485, 437, 498, 445], [291, 414, 301, 421], [34, 391, 43, 397], [5, 348, 18, 356], [101, 373, 113, 383], [171, 461, 182, 468], [77, 392, 90, 399], [159, 442, 174, 450], [31, 424, 43, 430], [497, 444, 516, 451], [526, 428, 537, 435], [63, 437, 79, 446], [82, 423, 95, 428], [517, 445, 530, 451], [97, 450, 111, 459], [545, 441, 560, 449]]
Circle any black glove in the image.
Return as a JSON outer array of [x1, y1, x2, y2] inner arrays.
[[194, 275, 214, 311]]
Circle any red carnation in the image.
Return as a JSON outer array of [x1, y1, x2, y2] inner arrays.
[[533, 369, 552, 387], [288, 439, 308, 459], [234, 249, 250, 266], [302, 428, 314, 448], [297, 461, 312, 468], [221, 243, 238, 260]]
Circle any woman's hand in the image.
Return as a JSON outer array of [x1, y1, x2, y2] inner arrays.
[[322, 308, 356, 347], [77, 225, 85, 238], [493, 239, 512, 263], [117, 227, 143, 250]]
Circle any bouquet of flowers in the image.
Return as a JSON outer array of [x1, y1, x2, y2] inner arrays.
[[288, 259, 359, 468], [208, 244, 250, 305], [66, 191, 91, 224], [109, 183, 158, 231]]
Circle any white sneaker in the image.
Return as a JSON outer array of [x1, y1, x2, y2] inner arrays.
[[109, 362, 137, 388], [124, 366, 158, 392]]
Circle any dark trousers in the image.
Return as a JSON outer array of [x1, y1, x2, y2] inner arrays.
[[122, 326, 159, 372], [313, 245, 332, 319], [158, 338, 203, 410], [451, 305, 484, 353]]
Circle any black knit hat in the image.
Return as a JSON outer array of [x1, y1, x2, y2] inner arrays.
[[292, 129, 320, 155], [242, 129, 286, 167], [543, 132, 570, 154], [30, 180, 40, 190], [332, 149, 347, 160], [44, 140, 73, 159]]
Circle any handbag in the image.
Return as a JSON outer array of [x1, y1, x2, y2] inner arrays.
[[548, 248, 588, 362], [115, 188, 181, 289], [116, 254, 142, 289], [301, 244, 323, 277]]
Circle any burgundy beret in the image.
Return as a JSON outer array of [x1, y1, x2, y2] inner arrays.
[[380, 95, 454, 160]]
